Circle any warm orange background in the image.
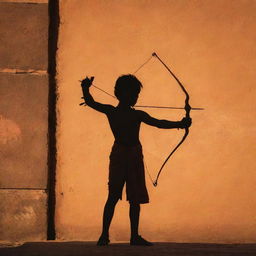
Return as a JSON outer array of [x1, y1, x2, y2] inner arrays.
[[56, 0, 256, 242]]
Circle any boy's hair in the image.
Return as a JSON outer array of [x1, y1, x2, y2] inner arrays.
[[114, 74, 142, 100]]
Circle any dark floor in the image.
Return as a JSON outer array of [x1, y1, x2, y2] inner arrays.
[[1, 241, 256, 256]]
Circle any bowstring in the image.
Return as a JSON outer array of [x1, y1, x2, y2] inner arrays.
[[132, 54, 156, 186], [133, 55, 154, 74], [80, 54, 157, 186], [144, 160, 155, 187], [91, 84, 115, 99]]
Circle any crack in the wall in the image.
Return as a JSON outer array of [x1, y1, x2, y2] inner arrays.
[[0, 68, 47, 75]]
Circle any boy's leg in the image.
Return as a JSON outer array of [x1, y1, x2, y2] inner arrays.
[[129, 202, 140, 239], [97, 194, 119, 245], [129, 202, 153, 246]]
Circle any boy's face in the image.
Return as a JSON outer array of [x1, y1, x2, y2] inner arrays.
[[129, 93, 139, 106], [120, 92, 139, 106]]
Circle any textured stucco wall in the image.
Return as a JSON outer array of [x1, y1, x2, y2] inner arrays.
[[0, 2, 48, 70], [0, 74, 48, 189], [0, 1, 49, 242], [56, 0, 256, 243], [0, 190, 47, 241]]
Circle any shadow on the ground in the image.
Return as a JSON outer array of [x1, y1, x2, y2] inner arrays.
[[1, 241, 256, 256]]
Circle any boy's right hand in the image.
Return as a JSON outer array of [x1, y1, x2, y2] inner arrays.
[[81, 76, 94, 88]]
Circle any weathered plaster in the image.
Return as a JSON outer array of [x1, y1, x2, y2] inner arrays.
[[0, 190, 47, 241], [0, 73, 48, 188], [0, 0, 51, 243], [0, 2, 48, 70]]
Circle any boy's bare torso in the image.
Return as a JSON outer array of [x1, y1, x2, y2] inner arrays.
[[106, 106, 142, 146]]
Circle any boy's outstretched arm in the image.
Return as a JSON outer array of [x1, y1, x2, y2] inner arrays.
[[140, 111, 191, 129], [81, 76, 113, 114]]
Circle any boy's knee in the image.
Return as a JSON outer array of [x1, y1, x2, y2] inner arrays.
[[107, 195, 119, 205]]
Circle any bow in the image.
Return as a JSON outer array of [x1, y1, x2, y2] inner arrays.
[[150, 52, 191, 186]]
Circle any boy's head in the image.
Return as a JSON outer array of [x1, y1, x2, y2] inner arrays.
[[114, 74, 142, 106]]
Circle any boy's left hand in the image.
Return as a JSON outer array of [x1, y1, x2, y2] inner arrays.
[[180, 117, 192, 128]]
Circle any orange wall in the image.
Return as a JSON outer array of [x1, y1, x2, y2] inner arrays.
[[56, 0, 256, 243]]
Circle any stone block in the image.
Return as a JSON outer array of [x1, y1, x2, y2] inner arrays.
[[0, 2, 48, 70], [0, 190, 47, 241], [0, 73, 48, 188]]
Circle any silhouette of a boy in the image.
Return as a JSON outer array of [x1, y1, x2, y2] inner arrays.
[[81, 75, 191, 246]]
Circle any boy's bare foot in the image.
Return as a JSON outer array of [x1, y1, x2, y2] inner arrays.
[[130, 235, 153, 246], [97, 235, 110, 246]]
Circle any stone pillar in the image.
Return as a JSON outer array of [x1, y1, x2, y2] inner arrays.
[[0, 0, 53, 242]]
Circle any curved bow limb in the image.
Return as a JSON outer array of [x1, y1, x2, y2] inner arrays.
[[151, 52, 191, 187]]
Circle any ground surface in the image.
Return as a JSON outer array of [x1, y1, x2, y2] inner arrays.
[[1, 242, 256, 256]]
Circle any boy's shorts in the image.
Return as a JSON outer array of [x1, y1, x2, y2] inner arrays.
[[108, 142, 149, 204]]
